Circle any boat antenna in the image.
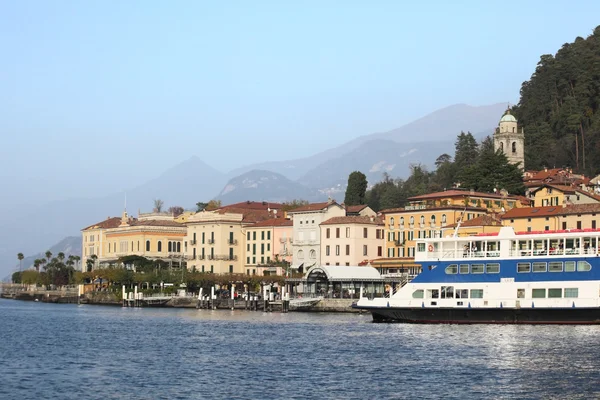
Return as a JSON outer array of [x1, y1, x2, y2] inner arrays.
[[453, 207, 466, 238]]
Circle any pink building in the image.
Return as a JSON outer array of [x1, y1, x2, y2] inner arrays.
[[320, 216, 385, 266], [244, 218, 293, 275]]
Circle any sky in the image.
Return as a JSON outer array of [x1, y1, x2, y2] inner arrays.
[[1, 0, 600, 203]]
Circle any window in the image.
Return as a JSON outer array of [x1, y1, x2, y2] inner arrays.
[[459, 264, 469, 274], [512, 142, 517, 153], [146, 241, 150, 251], [326, 228, 330, 239], [470, 289, 483, 299], [427, 289, 439, 299], [247, 232, 250, 240], [532, 262, 547, 273], [417, 243, 425, 252], [363, 227, 368, 238], [229, 265, 233, 273], [298, 250, 304, 259], [420, 215, 425, 225], [445, 264, 458, 274], [486, 263, 500, 274], [577, 261, 592, 272], [261, 231, 265, 240], [412, 290, 424, 298], [377, 246, 382, 257], [336, 228, 340, 238], [532, 289, 546, 298], [335, 245, 340, 256], [456, 289, 469, 299], [410, 216, 414, 226], [267, 231, 271, 240], [346, 227, 350, 238], [564, 288, 579, 298], [548, 262, 563, 272], [326, 245, 330, 256], [517, 289, 525, 298], [168, 242, 172, 252], [390, 217, 394, 227], [517, 262, 531, 273], [593, 221, 597, 229], [363, 245, 368, 256], [261, 243, 264, 254], [400, 217, 404, 227], [441, 214, 447, 224], [441, 286, 454, 299], [253, 231, 256, 240], [471, 264, 484, 274], [565, 261, 576, 272], [345, 245, 350, 256], [548, 288, 562, 298]]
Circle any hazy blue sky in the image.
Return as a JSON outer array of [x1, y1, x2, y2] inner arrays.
[[2, 0, 600, 202]]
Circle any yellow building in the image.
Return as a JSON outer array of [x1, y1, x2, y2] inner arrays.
[[528, 184, 600, 207], [185, 201, 281, 274], [405, 189, 524, 213], [81, 211, 187, 271], [501, 203, 600, 232]]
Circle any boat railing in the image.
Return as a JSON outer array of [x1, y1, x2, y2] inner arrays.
[[509, 248, 597, 257], [428, 250, 501, 259]]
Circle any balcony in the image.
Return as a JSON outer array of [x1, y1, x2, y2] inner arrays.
[[190, 240, 197, 245], [198, 255, 206, 260], [208, 239, 215, 245], [227, 239, 238, 245], [213, 255, 238, 261], [185, 255, 195, 260]]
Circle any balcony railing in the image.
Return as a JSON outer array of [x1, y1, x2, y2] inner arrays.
[[227, 239, 238, 245], [198, 255, 206, 260], [185, 255, 195, 260], [208, 239, 215, 245], [190, 240, 197, 245], [213, 255, 238, 261]]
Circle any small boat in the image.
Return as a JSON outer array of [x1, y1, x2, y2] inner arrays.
[[354, 226, 600, 324]]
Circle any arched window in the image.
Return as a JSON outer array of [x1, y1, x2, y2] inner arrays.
[[177, 242, 181, 252], [298, 250, 304, 259], [441, 214, 447, 224], [410, 216, 414, 226], [309, 249, 316, 259], [512, 142, 517, 153], [512, 127, 515, 133], [400, 217, 404, 227], [168, 242, 172, 252], [420, 215, 425, 225], [499, 142, 504, 151], [431, 215, 436, 224], [390, 217, 394, 227], [146, 240, 150, 252], [157, 241, 162, 252]]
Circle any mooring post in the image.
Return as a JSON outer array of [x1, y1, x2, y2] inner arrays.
[[231, 284, 235, 310], [122, 285, 126, 307], [211, 286, 215, 310]]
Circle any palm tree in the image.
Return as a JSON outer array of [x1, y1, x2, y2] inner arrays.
[[17, 253, 24, 272], [57, 252, 65, 262], [45, 251, 52, 264], [33, 259, 41, 272]]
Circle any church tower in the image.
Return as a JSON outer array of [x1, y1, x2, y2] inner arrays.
[[493, 108, 525, 169]]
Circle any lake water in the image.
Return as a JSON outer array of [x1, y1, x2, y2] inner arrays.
[[0, 299, 598, 399]]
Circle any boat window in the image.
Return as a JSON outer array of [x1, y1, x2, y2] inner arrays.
[[470, 289, 483, 298], [445, 264, 458, 274], [517, 263, 531, 273], [564, 288, 579, 298], [548, 288, 562, 298], [427, 289, 439, 299], [417, 243, 426, 252], [441, 286, 454, 299], [517, 289, 525, 298], [456, 289, 469, 298], [532, 289, 546, 298], [412, 290, 424, 299], [532, 262, 547, 273], [577, 261, 592, 272], [548, 262, 563, 272], [485, 263, 500, 273], [471, 264, 484, 274], [565, 261, 576, 272], [459, 264, 469, 274]]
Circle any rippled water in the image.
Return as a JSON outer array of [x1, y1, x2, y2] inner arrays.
[[0, 299, 598, 399]]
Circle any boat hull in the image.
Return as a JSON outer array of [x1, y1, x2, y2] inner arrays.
[[355, 305, 600, 324]]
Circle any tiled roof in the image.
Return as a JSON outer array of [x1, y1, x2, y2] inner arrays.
[[345, 204, 367, 213], [525, 168, 564, 181], [501, 206, 563, 219], [130, 219, 184, 227], [287, 202, 336, 213], [215, 207, 274, 223], [444, 214, 502, 228], [380, 205, 487, 214], [407, 190, 517, 201], [219, 201, 283, 211], [82, 217, 122, 231], [531, 184, 576, 194], [248, 218, 293, 228], [320, 216, 384, 226]]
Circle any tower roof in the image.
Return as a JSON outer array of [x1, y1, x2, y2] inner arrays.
[[500, 109, 517, 123]]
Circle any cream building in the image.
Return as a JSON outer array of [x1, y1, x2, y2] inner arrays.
[[528, 184, 600, 207], [244, 218, 293, 275], [501, 203, 600, 232], [320, 216, 384, 266], [287, 201, 346, 270], [493, 108, 525, 168]]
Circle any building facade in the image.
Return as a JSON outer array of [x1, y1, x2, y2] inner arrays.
[[493, 108, 525, 168], [244, 218, 293, 275], [320, 216, 384, 266], [501, 203, 600, 232], [529, 184, 600, 207], [287, 201, 346, 270]]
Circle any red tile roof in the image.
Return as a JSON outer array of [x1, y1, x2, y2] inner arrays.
[[287, 202, 337, 213], [82, 217, 122, 231], [501, 206, 564, 219], [215, 207, 274, 223], [531, 184, 576, 194], [408, 190, 519, 201], [345, 204, 368, 213], [444, 214, 502, 228], [219, 201, 283, 211], [130, 219, 184, 227], [320, 216, 384, 225], [380, 205, 487, 214], [248, 218, 293, 228]]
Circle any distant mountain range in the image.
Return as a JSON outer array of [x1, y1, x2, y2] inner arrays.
[[0, 102, 507, 278]]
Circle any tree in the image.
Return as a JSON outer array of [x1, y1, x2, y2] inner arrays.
[[454, 132, 479, 184], [153, 199, 164, 212], [344, 171, 368, 206], [12, 271, 22, 283], [33, 259, 42, 272], [45, 251, 52, 264], [195, 202, 208, 212], [168, 206, 184, 217], [57, 252, 65, 262], [17, 253, 24, 272], [205, 200, 221, 211], [281, 199, 309, 212]]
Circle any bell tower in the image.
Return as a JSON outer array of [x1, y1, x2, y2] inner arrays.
[[493, 108, 525, 169]]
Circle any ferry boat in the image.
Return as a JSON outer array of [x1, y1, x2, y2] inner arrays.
[[354, 226, 600, 324]]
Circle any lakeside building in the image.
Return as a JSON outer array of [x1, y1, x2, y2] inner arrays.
[[527, 183, 600, 207], [319, 215, 384, 267], [287, 200, 346, 271], [184, 201, 282, 274], [500, 203, 600, 232], [81, 211, 187, 271], [493, 108, 525, 169], [244, 217, 293, 276]]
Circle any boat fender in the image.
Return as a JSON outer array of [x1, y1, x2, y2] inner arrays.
[[387, 302, 390, 308], [572, 301, 576, 308], [421, 301, 424, 308], [532, 302, 535, 308]]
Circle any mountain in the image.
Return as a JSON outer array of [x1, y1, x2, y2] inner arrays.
[[227, 103, 508, 180], [0, 157, 225, 279], [216, 170, 324, 204]]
